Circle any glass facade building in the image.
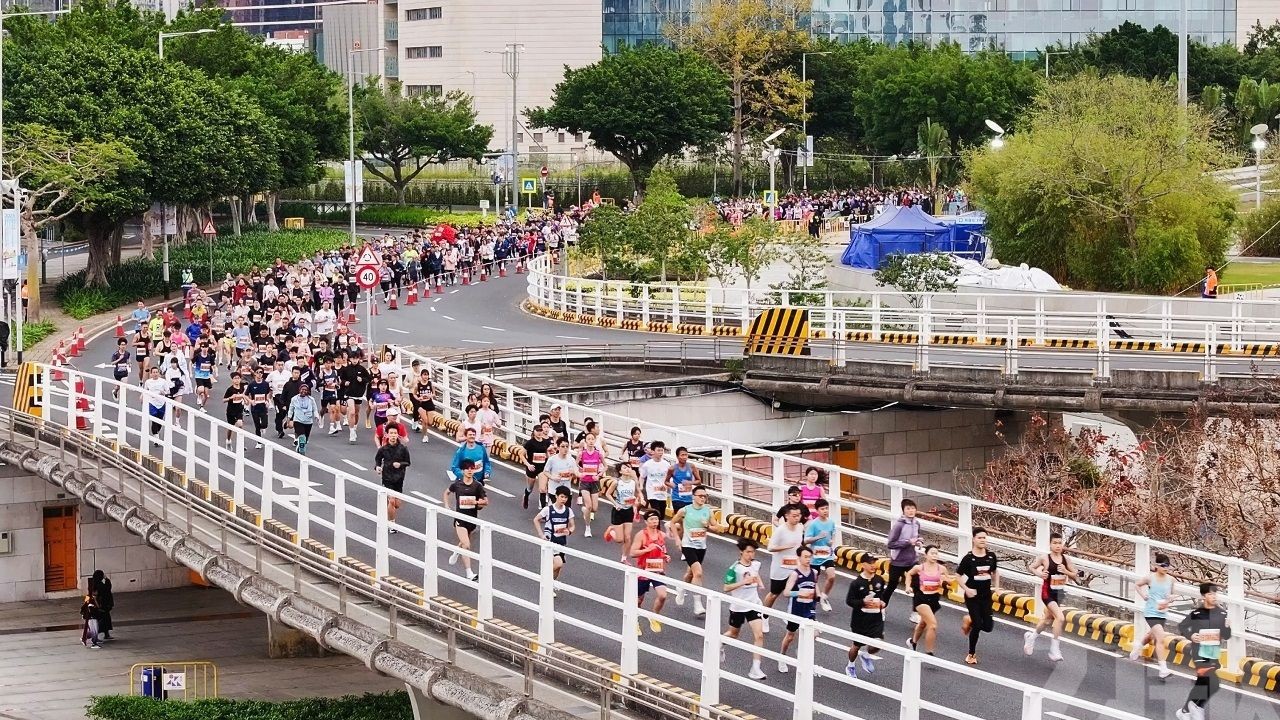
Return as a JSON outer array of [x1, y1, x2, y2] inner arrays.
[[603, 0, 1237, 57]]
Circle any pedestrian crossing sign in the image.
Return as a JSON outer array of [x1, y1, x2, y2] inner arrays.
[[521, 178, 537, 194], [763, 190, 777, 206]]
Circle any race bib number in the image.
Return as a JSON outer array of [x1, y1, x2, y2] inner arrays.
[[688, 528, 707, 541], [813, 547, 832, 560], [1050, 574, 1066, 588], [974, 571, 991, 582], [1200, 629, 1221, 646], [582, 463, 599, 475], [645, 557, 665, 573], [798, 588, 815, 601], [198, 363, 211, 372], [458, 496, 477, 510], [553, 524, 570, 537], [678, 482, 691, 494], [781, 556, 799, 569], [624, 497, 636, 507], [533, 453, 547, 463], [921, 579, 942, 594]]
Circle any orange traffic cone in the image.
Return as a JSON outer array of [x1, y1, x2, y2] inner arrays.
[[370, 299, 380, 316], [462, 269, 470, 286], [479, 264, 488, 282], [115, 316, 125, 338], [421, 280, 431, 299], [388, 293, 399, 310], [435, 276, 444, 293], [75, 326, 87, 354], [74, 378, 89, 430], [499, 261, 507, 278], [515, 257, 525, 274], [68, 331, 82, 358], [52, 342, 67, 381], [406, 284, 418, 305], [345, 305, 358, 324]]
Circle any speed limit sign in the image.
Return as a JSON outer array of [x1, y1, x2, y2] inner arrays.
[[356, 265, 381, 290]]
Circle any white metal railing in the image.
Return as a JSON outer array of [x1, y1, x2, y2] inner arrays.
[[389, 346, 1280, 675], [525, 256, 1280, 365], [37, 365, 1157, 720]]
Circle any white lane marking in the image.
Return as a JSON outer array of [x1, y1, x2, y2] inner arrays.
[[441, 315, 456, 321], [430, 306, 437, 313], [387, 328, 411, 335], [449, 289, 460, 294], [556, 335, 589, 341], [433, 298, 442, 303], [342, 459, 366, 472], [482, 326, 506, 332], [411, 490, 442, 505], [460, 339, 493, 345]]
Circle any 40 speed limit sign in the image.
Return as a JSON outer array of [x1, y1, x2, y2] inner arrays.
[[356, 265, 381, 290]]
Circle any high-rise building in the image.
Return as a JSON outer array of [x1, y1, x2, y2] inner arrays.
[[1238, 0, 1280, 47]]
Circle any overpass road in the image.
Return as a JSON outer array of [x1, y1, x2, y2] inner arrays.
[[41, 272, 1280, 720]]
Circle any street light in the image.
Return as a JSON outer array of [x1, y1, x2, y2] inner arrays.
[[1043, 50, 1068, 80], [157, 28, 216, 300], [763, 128, 784, 221], [1251, 122, 1268, 209], [347, 45, 387, 246], [985, 119, 1005, 150], [801, 51, 830, 193]]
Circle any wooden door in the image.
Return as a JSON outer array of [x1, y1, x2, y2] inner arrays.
[[832, 441, 859, 524], [43, 506, 77, 592]]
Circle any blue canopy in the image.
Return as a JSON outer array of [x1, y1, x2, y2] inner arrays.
[[841, 205, 984, 269]]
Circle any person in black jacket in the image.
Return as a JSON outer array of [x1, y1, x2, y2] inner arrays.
[[374, 425, 411, 529], [1175, 583, 1231, 720], [88, 570, 114, 641], [80, 595, 102, 648]]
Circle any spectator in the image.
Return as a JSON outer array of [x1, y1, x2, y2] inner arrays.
[[88, 570, 114, 641]]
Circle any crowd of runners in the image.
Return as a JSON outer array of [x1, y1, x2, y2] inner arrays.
[[106, 218, 1228, 720]]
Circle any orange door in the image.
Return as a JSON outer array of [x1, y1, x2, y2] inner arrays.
[[832, 442, 859, 524], [43, 506, 78, 592]]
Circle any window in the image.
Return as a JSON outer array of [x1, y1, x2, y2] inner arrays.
[[533, 132, 544, 143], [574, 132, 584, 142], [557, 132, 566, 144], [406, 6, 442, 20], [406, 45, 443, 59], [516, 132, 524, 143], [429, 6, 442, 18], [406, 84, 443, 97]]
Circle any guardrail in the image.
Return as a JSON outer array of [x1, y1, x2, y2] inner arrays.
[[525, 256, 1280, 361], [388, 345, 1280, 677], [33, 364, 1160, 720]]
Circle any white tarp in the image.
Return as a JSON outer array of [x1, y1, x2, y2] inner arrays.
[[952, 258, 1062, 292]]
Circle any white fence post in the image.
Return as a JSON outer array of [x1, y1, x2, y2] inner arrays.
[[699, 595, 723, 708], [917, 295, 931, 373], [673, 285, 682, 326], [537, 543, 556, 649], [957, 500, 973, 556], [641, 285, 651, 326], [296, 463, 311, 541], [161, 409, 175, 469], [261, 448, 275, 523], [1227, 561, 1246, 676], [1006, 318, 1019, 377], [871, 294, 882, 341], [1021, 689, 1044, 720], [1161, 299, 1173, 348], [790, 624, 816, 720], [422, 505, 440, 597], [719, 446, 736, 516], [90, 380, 104, 437], [184, 409, 197, 479], [376, 488, 390, 577], [232, 435, 246, 506], [898, 654, 922, 720], [976, 295, 987, 342], [771, 455, 787, 510], [621, 567, 640, 676], [477, 524, 494, 622], [1131, 541, 1149, 647], [1034, 295, 1046, 345], [333, 474, 348, 558], [505, 386, 518, 444]]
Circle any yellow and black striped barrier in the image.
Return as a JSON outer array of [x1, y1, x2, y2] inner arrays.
[[879, 332, 920, 345], [1064, 609, 1130, 647], [710, 325, 742, 337], [1241, 658, 1280, 691], [1110, 340, 1161, 352], [1042, 338, 1098, 349], [647, 320, 672, 333], [620, 319, 642, 331], [846, 330, 873, 342], [1221, 343, 1279, 356], [1165, 342, 1205, 353], [745, 308, 810, 356], [675, 323, 706, 335], [12, 361, 43, 418]]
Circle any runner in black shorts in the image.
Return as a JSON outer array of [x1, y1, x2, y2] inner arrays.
[[222, 374, 248, 448], [338, 352, 370, 443], [845, 553, 887, 678], [444, 459, 487, 582], [374, 424, 411, 530]]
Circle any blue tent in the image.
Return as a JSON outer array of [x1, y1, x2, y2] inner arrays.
[[841, 205, 951, 270]]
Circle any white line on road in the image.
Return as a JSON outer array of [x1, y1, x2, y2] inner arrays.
[[459, 339, 493, 345], [342, 459, 366, 472], [430, 306, 437, 313], [441, 315, 456, 322], [386, 328, 411, 334], [556, 335, 589, 341], [411, 490, 442, 505], [482, 326, 506, 332], [433, 298, 442, 303], [449, 290, 460, 294]]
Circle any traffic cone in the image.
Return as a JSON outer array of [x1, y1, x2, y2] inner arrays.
[[515, 257, 525, 274], [346, 306, 358, 324], [75, 326, 87, 354], [115, 316, 125, 338], [499, 261, 507, 278], [406, 283, 418, 305], [479, 264, 488, 282], [388, 293, 398, 310], [462, 269, 470, 286], [435, 276, 444, 293], [52, 342, 66, 381], [421, 280, 431, 299], [370, 299, 380, 316], [68, 332, 82, 358]]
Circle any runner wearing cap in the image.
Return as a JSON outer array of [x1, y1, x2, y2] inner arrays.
[[286, 383, 319, 454], [375, 405, 409, 447]]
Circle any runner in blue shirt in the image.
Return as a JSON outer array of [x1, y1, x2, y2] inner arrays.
[[803, 499, 838, 612]]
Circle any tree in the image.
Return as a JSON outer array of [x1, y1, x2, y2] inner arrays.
[[574, 203, 636, 281], [804, 38, 873, 151], [916, 118, 950, 215], [667, 0, 808, 196], [2, 124, 137, 320], [356, 80, 491, 206], [527, 46, 730, 195], [873, 252, 958, 307], [703, 218, 782, 293], [966, 73, 1235, 293], [768, 233, 828, 305], [627, 169, 704, 281]]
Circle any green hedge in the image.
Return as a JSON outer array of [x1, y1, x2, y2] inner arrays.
[[86, 692, 413, 720], [279, 204, 486, 228], [9, 320, 56, 350], [54, 229, 351, 320]]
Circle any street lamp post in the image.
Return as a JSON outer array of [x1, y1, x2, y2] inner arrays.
[[347, 45, 386, 247], [801, 51, 830, 194], [1251, 123, 1268, 209], [985, 119, 1006, 150], [157, 28, 215, 300]]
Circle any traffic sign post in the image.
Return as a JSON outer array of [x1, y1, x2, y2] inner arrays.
[[355, 247, 382, 348], [202, 218, 217, 285], [521, 177, 537, 211]]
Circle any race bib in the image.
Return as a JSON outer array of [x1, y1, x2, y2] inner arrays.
[[921, 579, 942, 594], [553, 524, 570, 537], [813, 547, 832, 560], [688, 528, 707, 541], [458, 496, 477, 510], [582, 463, 599, 475], [798, 588, 815, 601], [645, 557, 665, 573], [678, 482, 691, 494], [1199, 629, 1221, 646], [533, 453, 547, 463], [974, 571, 991, 582], [1050, 574, 1066, 588], [624, 497, 636, 506], [781, 556, 799, 568], [198, 363, 211, 372]]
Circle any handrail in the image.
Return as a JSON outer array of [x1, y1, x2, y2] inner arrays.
[[34, 364, 1156, 720], [384, 346, 1280, 676]]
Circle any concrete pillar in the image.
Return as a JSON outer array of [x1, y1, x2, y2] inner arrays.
[[404, 682, 476, 720], [267, 617, 326, 658]]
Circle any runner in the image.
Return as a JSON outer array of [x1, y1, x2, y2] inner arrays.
[[630, 509, 670, 634], [955, 527, 999, 665], [761, 505, 806, 634], [577, 433, 604, 535], [374, 406, 409, 447], [844, 553, 887, 678], [799, 468, 825, 510], [622, 426, 645, 470], [667, 446, 699, 516], [803, 498, 838, 611], [222, 372, 248, 448], [604, 462, 643, 563], [774, 485, 811, 525], [1023, 532, 1082, 661], [338, 351, 371, 443], [544, 438, 580, 503], [191, 339, 216, 410], [410, 368, 436, 442], [374, 424, 411, 531], [533, 486, 575, 585], [141, 366, 169, 436], [443, 458, 488, 581], [285, 383, 318, 454], [1174, 583, 1230, 720], [903, 545, 953, 655], [451, 427, 491, 484], [246, 367, 272, 449], [669, 484, 727, 616], [776, 546, 818, 673], [319, 357, 343, 434], [639, 440, 673, 521], [721, 539, 768, 681], [881, 498, 922, 625], [109, 339, 132, 398], [1130, 552, 1179, 678], [521, 424, 553, 509]]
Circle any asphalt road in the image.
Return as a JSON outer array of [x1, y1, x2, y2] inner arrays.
[[47, 267, 1280, 720]]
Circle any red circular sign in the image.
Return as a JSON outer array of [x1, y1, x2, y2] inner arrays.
[[356, 265, 381, 290]]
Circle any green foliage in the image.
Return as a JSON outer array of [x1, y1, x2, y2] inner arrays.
[[279, 203, 486, 228], [356, 80, 493, 205], [573, 174, 707, 282], [768, 234, 829, 304], [702, 218, 785, 291], [12, 321, 57, 350], [85, 692, 413, 720], [527, 45, 731, 192], [966, 74, 1234, 294], [873, 252, 959, 307], [1237, 196, 1280, 257], [55, 229, 350, 317]]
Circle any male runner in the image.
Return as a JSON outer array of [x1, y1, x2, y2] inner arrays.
[[374, 424, 411, 530], [721, 539, 767, 681], [777, 546, 818, 674], [533, 486, 575, 584], [761, 506, 806, 634], [804, 499, 838, 611], [1023, 532, 1082, 661], [956, 527, 999, 665], [845, 553, 887, 678], [1175, 583, 1231, 720], [669, 484, 727, 616]]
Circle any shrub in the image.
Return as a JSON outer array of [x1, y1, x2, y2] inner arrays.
[[11, 320, 56, 350], [54, 229, 351, 318], [1238, 195, 1280, 257], [86, 692, 413, 720]]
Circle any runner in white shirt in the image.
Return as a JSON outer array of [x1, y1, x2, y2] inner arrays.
[[760, 506, 806, 634], [721, 539, 768, 681], [639, 441, 673, 523], [544, 439, 580, 493]]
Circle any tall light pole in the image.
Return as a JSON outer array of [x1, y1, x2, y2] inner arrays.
[[762, 128, 784, 221], [157, 29, 215, 300], [1252, 123, 1268, 209], [1043, 50, 1068, 79], [801, 51, 830, 193], [501, 44, 524, 214], [1177, 0, 1188, 108], [347, 44, 386, 246]]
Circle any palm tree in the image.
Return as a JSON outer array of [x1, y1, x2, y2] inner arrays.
[[916, 118, 950, 214]]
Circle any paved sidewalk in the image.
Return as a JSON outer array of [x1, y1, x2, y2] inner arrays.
[[0, 586, 403, 720]]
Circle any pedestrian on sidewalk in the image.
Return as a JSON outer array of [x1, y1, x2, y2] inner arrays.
[[89, 570, 115, 641], [80, 594, 102, 649]]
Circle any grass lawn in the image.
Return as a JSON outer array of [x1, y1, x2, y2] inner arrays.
[[1219, 260, 1280, 287]]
